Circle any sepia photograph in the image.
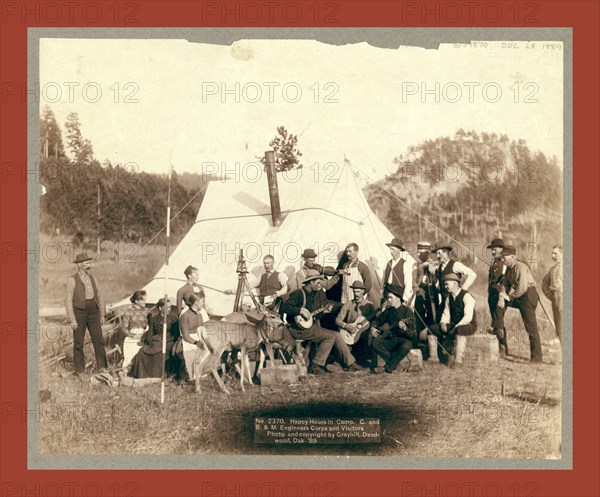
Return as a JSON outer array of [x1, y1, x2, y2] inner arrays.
[[31, 29, 568, 469]]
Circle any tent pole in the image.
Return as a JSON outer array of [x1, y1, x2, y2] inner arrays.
[[161, 162, 173, 405]]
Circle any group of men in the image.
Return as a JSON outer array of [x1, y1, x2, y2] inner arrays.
[[65, 236, 563, 377]]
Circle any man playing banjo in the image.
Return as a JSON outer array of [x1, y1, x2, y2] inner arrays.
[[282, 269, 362, 375]]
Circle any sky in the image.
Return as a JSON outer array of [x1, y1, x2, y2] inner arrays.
[[39, 37, 563, 181]]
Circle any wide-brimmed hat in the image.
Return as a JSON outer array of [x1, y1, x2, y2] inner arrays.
[[417, 241, 432, 251], [501, 245, 517, 256], [385, 284, 404, 300], [350, 280, 367, 290], [301, 248, 317, 259], [487, 238, 505, 249], [74, 253, 92, 264], [443, 273, 461, 283], [385, 238, 405, 250], [302, 268, 324, 285], [432, 242, 453, 253]]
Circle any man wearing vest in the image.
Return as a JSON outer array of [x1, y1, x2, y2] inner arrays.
[[65, 253, 107, 375], [542, 244, 563, 344], [341, 243, 372, 304], [381, 238, 414, 305], [429, 273, 478, 366], [282, 269, 362, 375], [249, 255, 288, 306], [486, 238, 509, 357], [432, 242, 477, 320], [498, 245, 543, 363]]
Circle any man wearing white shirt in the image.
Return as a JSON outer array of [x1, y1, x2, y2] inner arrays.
[[429, 273, 478, 366], [248, 255, 288, 306], [432, 242, 477, 311], [381, 237, 414, 305]]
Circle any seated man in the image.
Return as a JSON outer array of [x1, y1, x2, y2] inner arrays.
[[370, 284, 417, 374], [335, 281, 378, 369], [429, 273, 478, 366], [281, 269, 362, 375]]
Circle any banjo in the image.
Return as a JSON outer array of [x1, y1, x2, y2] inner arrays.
[[294, 303, 333, 329]]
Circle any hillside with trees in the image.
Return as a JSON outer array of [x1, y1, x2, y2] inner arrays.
[[39, 106, 209, 246], [365, 130, 563, 267]]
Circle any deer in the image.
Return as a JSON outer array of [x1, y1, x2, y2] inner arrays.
[[193, 306, 306, 394]]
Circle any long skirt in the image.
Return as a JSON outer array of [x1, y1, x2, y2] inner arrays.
[[122, 328, 145, 369]]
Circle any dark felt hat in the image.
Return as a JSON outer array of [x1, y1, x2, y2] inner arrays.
[[487, 238, 505, 249], [302, 248, 317, 259], [74, 253, 92, 264], [386, 284, 404, 300], [432, 242, 453, 252], [385, 238, 406, 250]]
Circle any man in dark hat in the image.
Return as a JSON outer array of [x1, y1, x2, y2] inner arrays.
[[486, 238, 509, 356], [335, 281, 378, 368], [64, 253, 107, 375], [431, 242, 476, 314], [381, 238, 414, 305], [282, 269, 362, 374], [499, 246, 543, 363], [542, 244, 563, 343], [428, 273, 478, 366], [290, 248, 341, 293], [369, 284, 417, 373]]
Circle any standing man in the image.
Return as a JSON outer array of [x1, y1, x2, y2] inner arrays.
[[429, 274, 478, 366], [176, 265, 205, 315], [341, 243, 372, 304], [231, 255, 289, 307], [432, 242, 477, 315], [414, 241, 439, 361], [487, 238, 509, 356], [65, 253, 107, 375], [499, 246, 543, 363], [370, 284, 417, 374], [282, 269, 362, 374], [381, 238, 414, 305], [290, 248, 340, 293], [335, 281, 378, 369], [542, 244, 563, 343]]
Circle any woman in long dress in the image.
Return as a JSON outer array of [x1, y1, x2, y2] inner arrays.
[[120, 290, 148, 373], [130, 298, 178, 378]]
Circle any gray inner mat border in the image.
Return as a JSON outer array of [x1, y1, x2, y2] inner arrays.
[[28, 27, 572, 471]]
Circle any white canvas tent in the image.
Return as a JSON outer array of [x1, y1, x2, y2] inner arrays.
[[117, 161, 415, 317]]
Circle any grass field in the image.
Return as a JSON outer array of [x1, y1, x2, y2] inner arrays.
[[36, 237, 563, 460]]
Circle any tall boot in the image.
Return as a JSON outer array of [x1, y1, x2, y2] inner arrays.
[[427, 335, 439, 362], [495, 328, 509, 357], [453, 335, 467, 366]]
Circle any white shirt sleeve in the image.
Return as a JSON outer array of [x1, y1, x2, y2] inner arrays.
[[440, 298, 450, 325], [454, 293, 475, 327], [276, 272, 289, 297], [403, 262, 413, 303], [453, 261, 477, 290]]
